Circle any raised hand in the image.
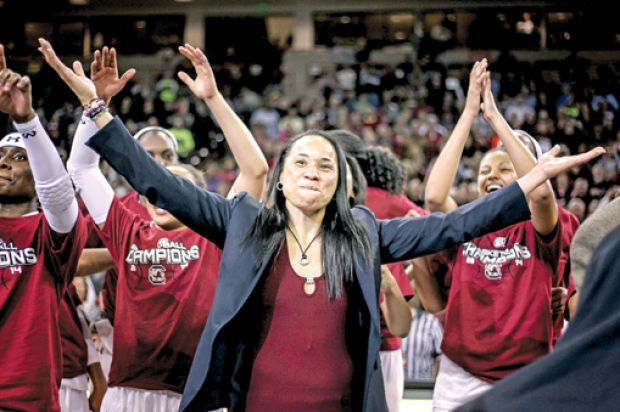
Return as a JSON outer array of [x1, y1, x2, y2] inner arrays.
[[537, 145, 605, 181], [38, 38, 97, 106], [90, 46, 135, 104], [464, 59, 488, 117], [0, 43, 5, 71], [480, 71, 500, 122], [0, 44, 35, 122], [177, 43, 218, 100], [380, 265, 399, 295]]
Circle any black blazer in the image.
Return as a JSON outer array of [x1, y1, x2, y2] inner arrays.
[[88, 117, 531, 412]]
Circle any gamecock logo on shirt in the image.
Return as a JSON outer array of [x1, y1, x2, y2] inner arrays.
[[148, 265, 167, 285], [462, 241, 531, 280]]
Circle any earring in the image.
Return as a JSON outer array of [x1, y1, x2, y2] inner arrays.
[[276, 182, 283, 191]]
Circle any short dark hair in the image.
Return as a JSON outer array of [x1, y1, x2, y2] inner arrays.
[[346, 154, 367, 206], [357, 147, 406, 194], [326, 129, 365, 159]]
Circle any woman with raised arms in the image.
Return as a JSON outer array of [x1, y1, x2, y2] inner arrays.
[[46, 39, 267, 411]]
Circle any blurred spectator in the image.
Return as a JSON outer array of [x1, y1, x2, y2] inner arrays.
[[402, 297, 443, 382]]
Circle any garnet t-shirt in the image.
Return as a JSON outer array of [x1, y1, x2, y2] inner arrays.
[[101, 191, 151, 324], [0, 213, 87, 412], [59, 282, 88, 379], [97, 196, 221, 393], [434, 219, 562, 382], [552, 207, 580, 342], [365, 187, 426, 350]]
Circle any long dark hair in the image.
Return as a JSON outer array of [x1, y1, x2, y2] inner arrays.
[[245, 130, 373, 299]]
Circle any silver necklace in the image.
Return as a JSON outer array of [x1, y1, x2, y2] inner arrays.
[[286, 226, 321, 266], [287, 226, 321, 295]]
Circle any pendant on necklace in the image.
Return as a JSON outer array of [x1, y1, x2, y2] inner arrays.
[[300, 254, 310, 266], [303, 277, 316, 295]]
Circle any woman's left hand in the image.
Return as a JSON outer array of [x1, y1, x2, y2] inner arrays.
[[38, 38, 97, 107]]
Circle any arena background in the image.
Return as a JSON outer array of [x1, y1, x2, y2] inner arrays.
[[1, 1, 618, 410]]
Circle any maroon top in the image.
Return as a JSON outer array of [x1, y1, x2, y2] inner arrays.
[[0, 213, 87, 412], [98, 196, 221, 393], [245, 247, 353, 411], [430, 220, 562, 382], [101, 191, 151, 324], [365, 187, 425, 350], [59, 283, 88, 379]]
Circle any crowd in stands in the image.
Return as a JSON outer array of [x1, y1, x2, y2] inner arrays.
[[10, 47, 617, 223]]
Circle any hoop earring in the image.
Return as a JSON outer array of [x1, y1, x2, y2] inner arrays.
[[276, 182, 283, 191]]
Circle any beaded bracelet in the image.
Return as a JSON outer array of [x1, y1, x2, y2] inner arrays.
[[84, 99, 108, 120], [82, 96, 102, 110]]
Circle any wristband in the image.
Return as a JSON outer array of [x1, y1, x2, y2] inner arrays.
[[84, 98, 108, 120]]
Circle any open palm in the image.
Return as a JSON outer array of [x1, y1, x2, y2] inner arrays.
[[177, 43, 218, 100], [90, 46, 135, 103], [464, 59, 487, 116], [538, 145, 605, 180], [481, 72, 499, 122]]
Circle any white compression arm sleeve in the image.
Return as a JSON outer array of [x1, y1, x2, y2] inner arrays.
[[13, 115, 78, 234], [67, 114, 114, 225]]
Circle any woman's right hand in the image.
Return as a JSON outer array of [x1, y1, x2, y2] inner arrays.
[[537, 145, 605, 181], [464, 59, 488, 118], [177, 43, 219, 101], [38, 38, 97, 107], [481, 71, 501, 123]]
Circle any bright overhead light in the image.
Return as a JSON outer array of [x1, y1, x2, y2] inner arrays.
[[69, 0, 89, 5]]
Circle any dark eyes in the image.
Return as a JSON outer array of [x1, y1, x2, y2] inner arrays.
[[480, 168, 513, 174]]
